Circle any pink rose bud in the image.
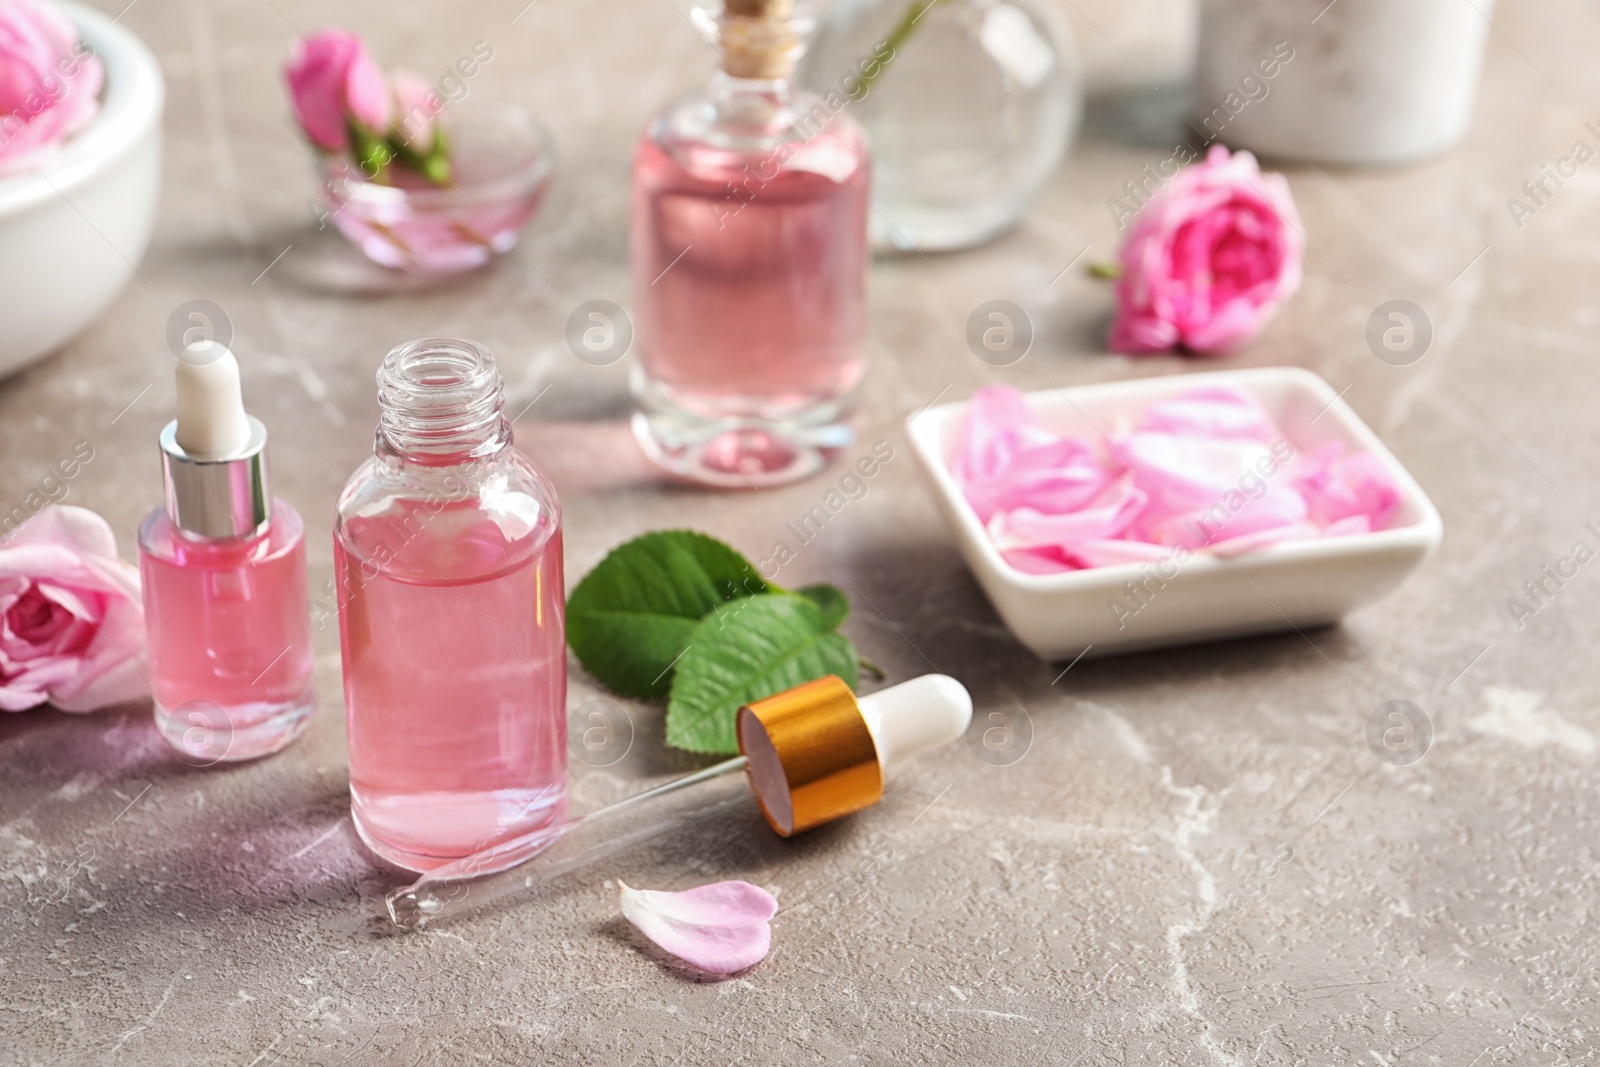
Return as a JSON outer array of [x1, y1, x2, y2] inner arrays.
[[0, 0, 105, 175], [0, 506, 147, 713], [389, 70, 440, 150], [1111, 145, 1305, 355], [285, 28, 392, 151]]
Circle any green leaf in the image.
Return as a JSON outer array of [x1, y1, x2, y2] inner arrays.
[[386, 126, 453, 186], [667, 594, 859, 755], [796, 583, 849, 629], [348, 118, 394, 183], [566, 531, 770, 700]]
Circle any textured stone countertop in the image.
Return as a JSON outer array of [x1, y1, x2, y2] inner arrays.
[[2, 0, 1597, 1063]]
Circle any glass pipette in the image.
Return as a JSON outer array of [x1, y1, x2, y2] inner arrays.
[[386, 673, 971, 929]]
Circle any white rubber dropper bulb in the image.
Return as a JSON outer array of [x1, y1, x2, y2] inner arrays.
[[174, 345, 252, 455], [857, 674, 973, 770]]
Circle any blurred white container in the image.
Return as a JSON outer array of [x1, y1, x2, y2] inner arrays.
[[906, 368, 1443, 661], [1195, 0, 1492, 165], [0, 0, 163, 376]]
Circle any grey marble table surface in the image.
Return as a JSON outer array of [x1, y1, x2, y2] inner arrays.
[[1, 0, 1597, 1063]]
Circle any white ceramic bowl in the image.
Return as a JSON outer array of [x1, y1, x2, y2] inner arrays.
[[0, 0, 163, 376], [1195, 0, 1492, 165], [906, 368, 1443, 660]]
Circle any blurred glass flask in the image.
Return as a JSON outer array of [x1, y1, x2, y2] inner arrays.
[[803, 0, 1083, 251]]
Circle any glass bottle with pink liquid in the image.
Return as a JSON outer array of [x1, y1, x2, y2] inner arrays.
[[334, 338, 566, 873], [139, 344, 315, 765], [631, 0, 870, 487]]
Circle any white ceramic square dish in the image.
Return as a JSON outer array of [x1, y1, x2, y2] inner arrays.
[[905, 367, 1443, 660]]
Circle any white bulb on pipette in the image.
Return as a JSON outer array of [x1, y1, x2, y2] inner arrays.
[[174, 345, 252, 455], [858, 674, 972, 770]]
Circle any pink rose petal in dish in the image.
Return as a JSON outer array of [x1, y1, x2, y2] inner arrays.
[[618, 879, 777, 976], [1136, 386, 1284, 441], [950, 385, 1403, 576], [987, 476, 1147, 553], [953, 386, 1110, 523]]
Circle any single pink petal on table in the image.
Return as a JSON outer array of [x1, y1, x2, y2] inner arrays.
[[618, 879, 777, 976]]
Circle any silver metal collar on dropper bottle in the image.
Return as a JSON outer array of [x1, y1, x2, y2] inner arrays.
[[160, 345, 272, 540]]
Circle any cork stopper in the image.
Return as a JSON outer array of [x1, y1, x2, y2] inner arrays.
[[716, 0, 801, 80]]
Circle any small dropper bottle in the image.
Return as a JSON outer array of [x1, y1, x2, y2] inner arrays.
[[386, 673, 971, 929], [137, 345, 315, 764]]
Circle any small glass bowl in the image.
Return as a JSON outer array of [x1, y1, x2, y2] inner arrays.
[[316, 101, 554, 274]]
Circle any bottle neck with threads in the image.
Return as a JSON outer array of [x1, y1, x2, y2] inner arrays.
[[374, 337, 511, 470]]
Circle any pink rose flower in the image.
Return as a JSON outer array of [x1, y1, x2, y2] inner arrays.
[[0, 506, 146, 713], [389, 70, 439, 150], [285, 28, 391, 151], [1111, 145, 1304, 355], [0, 0, 105, 176]]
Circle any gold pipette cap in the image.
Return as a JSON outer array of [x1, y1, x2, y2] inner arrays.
[[737, 674, 972, 837]]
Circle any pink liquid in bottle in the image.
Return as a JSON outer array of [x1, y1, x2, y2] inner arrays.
[[335, 504, 566, 871], [138, 500, 315, 763], [335, 338, 567, 873], [632, 127, 869, 413]]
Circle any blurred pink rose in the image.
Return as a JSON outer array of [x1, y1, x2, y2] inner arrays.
[[1111, 145, 1304, 355], [285, 28, 391, 151], [0, 0, 104, 176], [389, 70, 439, 150], [0, 506, 146, 713]]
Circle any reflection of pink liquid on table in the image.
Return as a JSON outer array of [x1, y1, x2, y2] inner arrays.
[[631, 126, 870, 418], [335, 499, 566, 872]]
